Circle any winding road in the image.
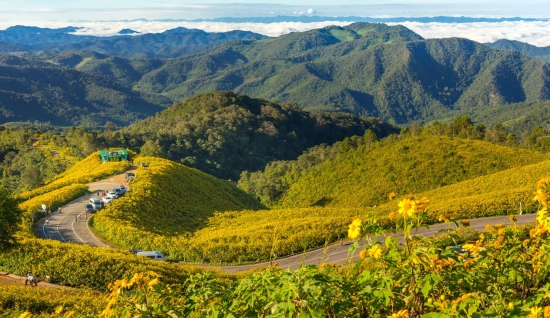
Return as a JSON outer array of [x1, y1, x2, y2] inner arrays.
[[35, 172, 129, 247], [33, 171, 537, 273]]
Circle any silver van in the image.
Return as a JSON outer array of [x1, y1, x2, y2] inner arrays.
[[136, 251, 166, 261]]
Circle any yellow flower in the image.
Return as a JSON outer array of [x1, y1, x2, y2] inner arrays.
[[529, 307, 543, 318], [348, 217, 362, 240], [398, 198, 417, 217], [359, 250, 367, 259], [368, 244, 383, 259], [148, 278, 159, 289], [544, 306, 550, 318], [534, 189, 548, 205], [387, 309, 409, 318], [389, 212, 396, 221], [18, 313, 32, 318], [388, 192, 396, 201]]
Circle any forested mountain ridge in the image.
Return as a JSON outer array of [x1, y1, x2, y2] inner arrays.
[[0, 54, 171, 126], [51, 22, 550, 125], [485, 39, 550, 63], [0, 25, 266, 58], [107, 91, 399, 180]]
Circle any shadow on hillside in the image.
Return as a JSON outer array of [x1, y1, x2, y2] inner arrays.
[[311, 197, 333, 207]]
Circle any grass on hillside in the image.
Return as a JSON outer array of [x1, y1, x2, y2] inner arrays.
[[278, 135, 547, 208], [0, 285, 106, 316], [92, 156, 264, 256]]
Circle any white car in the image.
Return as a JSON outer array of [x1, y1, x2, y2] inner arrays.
[[102, 196, 113, 204], [107, 191, 119, 199], [136, 251, 166, 261]]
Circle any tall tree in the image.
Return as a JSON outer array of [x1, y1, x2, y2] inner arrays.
[[0, 187, 21, 248]]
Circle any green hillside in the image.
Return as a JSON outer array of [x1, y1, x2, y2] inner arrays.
[[485, 39, 550, 63], [275, 135, 547, 208], [111, 91, 398, 180], [0, 54, 171, 126], [120, 23, 550, 124], [93, 156, 263, 247]]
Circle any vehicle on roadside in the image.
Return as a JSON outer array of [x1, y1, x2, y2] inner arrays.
[[113, 188, 123, 196], [117, 185, 128, 194], [102, 196, 113, 204], [124, 172, 135, 182], [136, 251, 166, 261], [89, 198, 102, 210], [85, 203, 94, 213], [107, 191, 119, 199]]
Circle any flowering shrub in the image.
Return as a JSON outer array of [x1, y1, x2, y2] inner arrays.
[[98, 179, 550, 316], [0, 238, 209, 292], [18, 184, 89, 234], [0, 285, 105, 316], [17, 151, 131, 201]]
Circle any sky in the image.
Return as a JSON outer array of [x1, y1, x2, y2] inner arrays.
[[1, 1, 550, 46], [1, 0, 549, 20]]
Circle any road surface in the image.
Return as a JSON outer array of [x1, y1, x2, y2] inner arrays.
[[36, 172, 130, 247], [33, 170, 536, 273], [204, 213, 536, 273]]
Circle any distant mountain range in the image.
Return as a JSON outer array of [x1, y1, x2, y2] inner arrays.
[[485, 39, 550, 63], [0, 26, 266, 58], [43, 22, 549, 125], [1, 22, 550, 128], [0, 54, 171, 126]]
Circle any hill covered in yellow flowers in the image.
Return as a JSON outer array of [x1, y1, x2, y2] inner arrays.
[[277, 135, 547, 208], [92, 156, 264, 252]]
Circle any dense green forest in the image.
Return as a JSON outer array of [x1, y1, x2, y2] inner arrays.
[[107, 91, 399, 180], [485, 39, 550, 63], [0, 54, 171, 126], [38, 23, 550, 125], [238, 116, 550, 206]]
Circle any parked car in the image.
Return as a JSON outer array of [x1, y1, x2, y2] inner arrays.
[[113, 188, 123, 196], [85, 203, 94, 213], [102, 196, 113, 204], [107, 191, 119, 199], [136, 251, 166, 261], [124, 172, 135, 182], [117, 185, 128, 194], [89, 198, 102, 210]]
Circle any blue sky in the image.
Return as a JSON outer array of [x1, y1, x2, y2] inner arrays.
[[1, 0, 549, 20]]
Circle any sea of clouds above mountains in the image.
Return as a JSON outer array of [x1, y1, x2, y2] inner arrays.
[[1, 20, 550, 46]]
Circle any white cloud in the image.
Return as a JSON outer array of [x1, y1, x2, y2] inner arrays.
[[393, 20, 550, 46], [0, 20, 549, 46]]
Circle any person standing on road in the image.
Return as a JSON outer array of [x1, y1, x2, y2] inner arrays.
[[74, 215, 77, 222], [58, 207, 61, 214], [25, 273, 37, 287]]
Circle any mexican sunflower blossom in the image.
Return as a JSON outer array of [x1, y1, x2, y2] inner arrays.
[[534, 189, 548, 206], [387, 309, 409, 318], [388, 192, 396, 201], [368, 244, 383, 259], [348, 217, 362, 240], [544, 306, 550, 318], [359, 250, 367, 259], [398, 198, 417, 217], [528, 306, 543, 318]]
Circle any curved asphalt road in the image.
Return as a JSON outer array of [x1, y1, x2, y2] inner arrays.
[[36, 172, 130, 247], [33, 170, 536, 273], [205, 213, 536, 273]]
